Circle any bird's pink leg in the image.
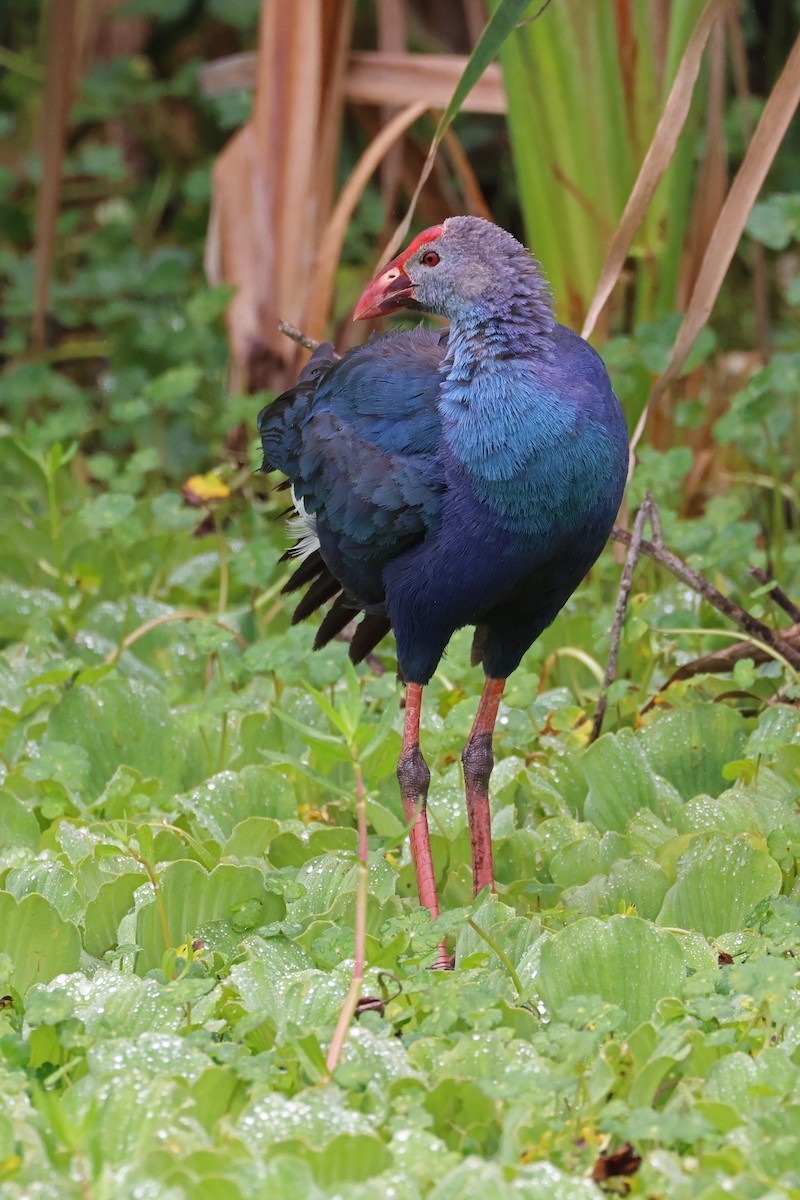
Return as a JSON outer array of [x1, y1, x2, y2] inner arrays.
[[462, 677, 505, 896], [397, 683, 439, 918]]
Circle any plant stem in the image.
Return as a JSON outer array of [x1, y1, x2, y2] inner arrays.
[[46, 469, 70, 625], [592, 494, 653, 741], [326, 756, 368, 1075], [128, 842, 171, 954], [466, 917, 523, 997]]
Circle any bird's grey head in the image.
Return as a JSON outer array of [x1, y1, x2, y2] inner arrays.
[[354, 215, 554, 329]]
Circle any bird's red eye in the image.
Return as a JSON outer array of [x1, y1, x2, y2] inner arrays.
[[421, 250, 440, 267]]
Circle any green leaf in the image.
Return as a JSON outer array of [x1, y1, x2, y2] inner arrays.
[[562, 856, 671, 920], [80, 492, 137, 531], [135, 860, 286, 972], [434, 0, 534, 147], [639, 705, 747, 800], [0, 791, 40, 850], [657, 833, 782, 936], [45, 678, 188, 798], [583, 729, 659, 830], [83, 873, 144, 957], [0, 892, 81, 996], [143, 364, 203, 406], [5, 860, 83, 922], [745, 192, 800, 250], [182, 766, 296, 841], [536, 914, 687, 1030]]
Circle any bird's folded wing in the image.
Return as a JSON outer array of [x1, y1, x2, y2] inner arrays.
[[260, 328, 447, 560]]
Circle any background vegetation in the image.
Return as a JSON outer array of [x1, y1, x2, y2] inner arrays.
[[1, 1, 800, 1196]]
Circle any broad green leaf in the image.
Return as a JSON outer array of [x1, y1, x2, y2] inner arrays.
[[87, 1031, 210, 1081], [307, 1132, 393, 1186], [135, 860, 286, 972], [45, 678, 188, 798], [657, 833, 782, 936], [222, 815, 281, 860], [583, 730, 659, 831], [537, 914, 687, 1030], [0, 791, 40, 850], [38, 970, 186, 1037], [83, 873, 143, 957], [235, 1090, 377, 1150], [563, 856, 671, 920], [182, 766, 296, 841], [5, 859, 83, 922], [58, 1073, 187, 1168], [549, 832, 629, 887], [0, 891, 81, 996], [79, 492, 136, 531], [639, 705, 747, 800]]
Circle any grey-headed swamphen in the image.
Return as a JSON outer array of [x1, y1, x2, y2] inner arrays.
[[259, 216, 628, 928]]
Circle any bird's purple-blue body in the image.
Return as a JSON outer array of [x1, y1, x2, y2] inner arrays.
[[260, 217, 628, 935]]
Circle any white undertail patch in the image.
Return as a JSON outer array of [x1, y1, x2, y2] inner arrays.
[[287, 485, 321, 560]]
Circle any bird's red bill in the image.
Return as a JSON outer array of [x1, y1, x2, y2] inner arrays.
[[353, 224, 444, 321]]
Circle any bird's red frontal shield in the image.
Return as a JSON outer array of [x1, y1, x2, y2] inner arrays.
[[353, 224, 444, 321]]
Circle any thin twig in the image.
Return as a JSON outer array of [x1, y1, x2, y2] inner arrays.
[[102, 609, 247, 667], [610, 526, 800, 672], [749, 566, 800, 623], [591, 495, 654, 741], [277, 320, 326, 355]]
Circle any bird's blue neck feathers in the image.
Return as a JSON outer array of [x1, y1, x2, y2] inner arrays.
[[439, 300, 622, 538]]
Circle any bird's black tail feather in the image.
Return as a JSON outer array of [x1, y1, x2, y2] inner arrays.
[[279, 553, 391, 665]]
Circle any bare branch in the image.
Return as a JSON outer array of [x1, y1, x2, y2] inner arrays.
[[749, 566, 800, 624], [591, 495, 654, 741], [277, 320, 326, 355], [610, 526, 800, 672], [660, 622, 800, 686]]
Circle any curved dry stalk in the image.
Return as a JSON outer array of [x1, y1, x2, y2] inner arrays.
[[629, 32, 800, 457], [305, 100, 429, 342], [102, 609, 247, 667], [659, 622, 800, 686], [581, 0, 723, 341]]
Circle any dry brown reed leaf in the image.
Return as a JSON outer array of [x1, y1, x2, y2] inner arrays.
[[678, 15, 727, 307], [201, 51, 506, 114], [725, 2, 771, 357], [210, 0, 354, 391], [345, 52, 506, 113], [442, 127, 493, 219], [629, 31, 800, 457], [305, 101, 429, 343], [33, 0, 79, 352], [376, 0, 408, 218], [580, 0, 723, 341]]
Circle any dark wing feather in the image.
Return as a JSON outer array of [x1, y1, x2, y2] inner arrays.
[[349, 614, 392, 664], [258, 327, 447, 657], [314, 593, 358, 649], [290, 327, 447, 561], [279, 549, 326, 592]]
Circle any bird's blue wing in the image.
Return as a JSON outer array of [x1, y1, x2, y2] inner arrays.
[[259, 327, 447, 562]]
